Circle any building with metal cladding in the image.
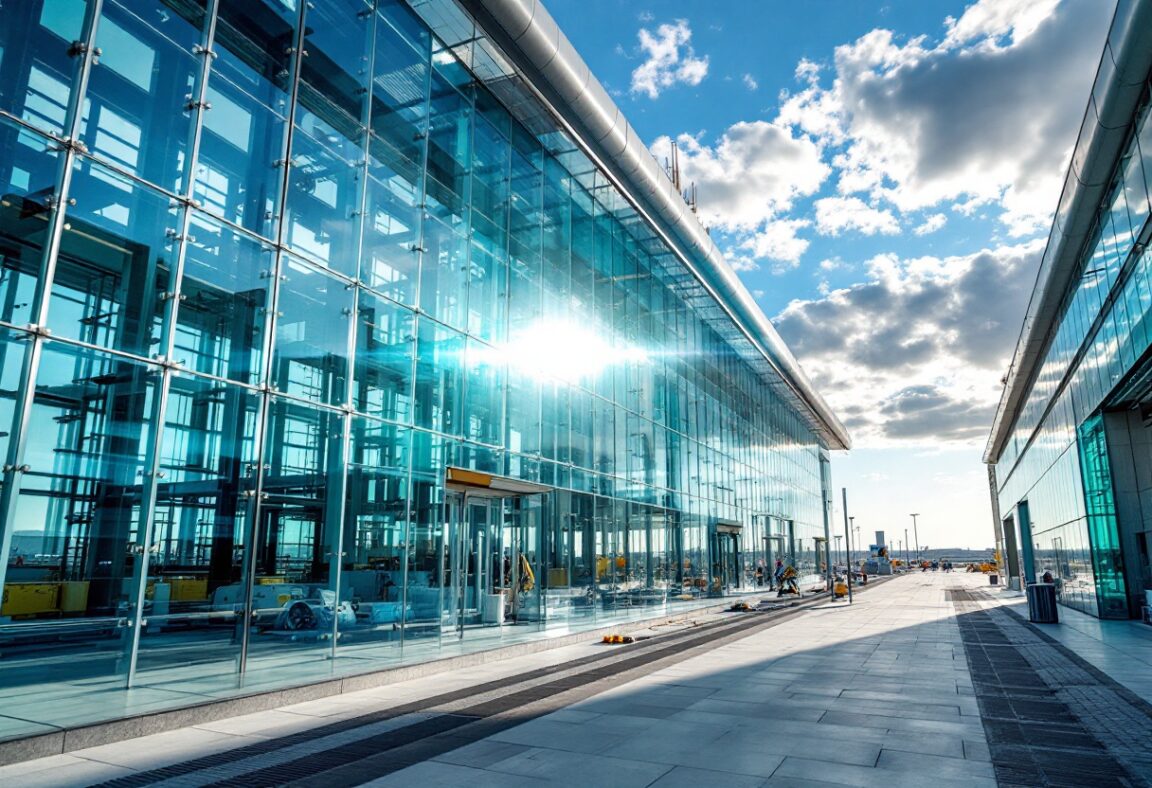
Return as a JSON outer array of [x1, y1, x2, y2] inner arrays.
[[986, 0, 1152, 619], [0, 0, 848, 739]]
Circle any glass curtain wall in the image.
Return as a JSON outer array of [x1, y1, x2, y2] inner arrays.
[[0, 0, 829, 710], [996, 83, 1152, 617]]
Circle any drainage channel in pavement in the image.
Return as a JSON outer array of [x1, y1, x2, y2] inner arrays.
[[90, 593, 835, 787], [950, 587, 1152, 788]]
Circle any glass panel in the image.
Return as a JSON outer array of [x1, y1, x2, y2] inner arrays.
[[466, 240, 505, 343], [413, 317, 463, 435], [272, 257, 353, 407], [424, 74, 470, 224], [463, 337, 502, 446], [369, 10, 428, 166], [0, 0, 89, 136], [1, 344, 160, 701], [353, 289, 414, 423], [133, 374, 261, 685], [361, 158, 420, 303], [283, 125, 362, 278], [0, 118, 61, 326], [341, 417, 408, 654], [245, 398, 346, 676], [298, 0, 371, 136], [52, 158, 177, 357], [419, 216, 467, 330], [83, 0, 206, 193], [405, 429, 450, 640], [212, 2, 295, 113], [174, 213, 272, 385], [1076, 414, 1128, 618], [195, 76, 287, 239], [198, 0, 299, 238]]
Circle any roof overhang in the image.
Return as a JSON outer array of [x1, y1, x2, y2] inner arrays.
[[411, 0, 851, 451], [984, 0, 1152, 466]]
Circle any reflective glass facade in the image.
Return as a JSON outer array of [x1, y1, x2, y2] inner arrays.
[[993, 75, 1152, 618], [0, 0, 837, 731]]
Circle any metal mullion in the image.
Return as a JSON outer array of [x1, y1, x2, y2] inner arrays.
[[236, 0, 309, 681], [271, 3, 309, 252], [397, 420, 414, 656], [412, 21, 435, 315], [31, 0, 104, 331], [155, 0, 220, 365], [181, 0, 219, 201], [398, 14, 436, 656], [344, 4, 374, 416], [327, 410, 353, 663], [125, 365, 174, 687], [0, 0, 105, 601], [236, 389, 272, 679]]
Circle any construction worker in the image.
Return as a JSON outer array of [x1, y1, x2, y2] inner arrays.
[[777, 562, 800, 597]]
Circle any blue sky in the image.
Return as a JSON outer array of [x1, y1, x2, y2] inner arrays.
[[547, 0, 1116, 550]]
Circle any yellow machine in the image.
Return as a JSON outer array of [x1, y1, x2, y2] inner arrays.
[[1, 581, 90, 617]]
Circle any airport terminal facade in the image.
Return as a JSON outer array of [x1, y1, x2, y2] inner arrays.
[[0, 0, 848, 733], [986, 0, 1152, 619]]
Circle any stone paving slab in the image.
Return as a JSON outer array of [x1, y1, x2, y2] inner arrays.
[[4, 572, 1149, 786]]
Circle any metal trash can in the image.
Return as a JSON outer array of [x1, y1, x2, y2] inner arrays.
[[1026, 582, 1059, 623], [988, 574, 999, 585]]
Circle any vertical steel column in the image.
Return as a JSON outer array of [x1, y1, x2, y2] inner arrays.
[[124, 367, 172, 686], [842, 487, 852, 604], [237, 0, 309, 681], [403, 5, 436, 653], [0, 0, 104, 605]]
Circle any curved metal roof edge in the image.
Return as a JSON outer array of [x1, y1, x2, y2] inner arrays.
[[458, 0, 851, 450], [983, 0, 1152, 467]]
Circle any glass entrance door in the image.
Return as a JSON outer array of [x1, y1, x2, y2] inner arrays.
[[441, 490, 545, 641], [712, 531, 740, 593], [443, 493, 494, 638]]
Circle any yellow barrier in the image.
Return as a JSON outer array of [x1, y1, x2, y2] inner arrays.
[[1, 583, 59, 616]]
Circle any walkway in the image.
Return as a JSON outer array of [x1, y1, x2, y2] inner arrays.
[[0, 572, 1149, 786]]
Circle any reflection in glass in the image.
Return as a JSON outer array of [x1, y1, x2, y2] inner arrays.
[[272, 258, 352, 407], [52, 159, 177, 356]]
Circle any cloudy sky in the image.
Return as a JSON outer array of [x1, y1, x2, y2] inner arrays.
[[548, 0, 1116, 551]]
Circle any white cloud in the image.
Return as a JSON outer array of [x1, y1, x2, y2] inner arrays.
[[814, 196, 900, 236], [772, 239, 1044, 446], [741, 218, 812, 270], [914, 213, 948, 235], [631, 20, 710, 99], [652, 122, 829, 230], [742, 73, 759, 91], [777, 0, 1111, 237], [943, 0, 1062, 47]]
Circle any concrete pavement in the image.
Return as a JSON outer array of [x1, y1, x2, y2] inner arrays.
[[1, 571, 1149, 786]]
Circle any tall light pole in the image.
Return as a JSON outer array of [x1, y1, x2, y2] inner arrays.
[[848, 516, 855, 563], [833, 534, 843, 568], [905, 528, 910, 566], [910, 513, 920, 563]]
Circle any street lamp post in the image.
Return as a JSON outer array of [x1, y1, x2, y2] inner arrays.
[[833, 534, 843, 569], [848, 516, 855, 563], [905, 528, 910, 566], [910, 513, 920, 563]]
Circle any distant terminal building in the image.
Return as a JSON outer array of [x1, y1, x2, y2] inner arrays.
[[0, 0, 847, 744], [986, 0, 1152, 618]]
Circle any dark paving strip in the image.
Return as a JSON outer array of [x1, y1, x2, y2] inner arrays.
[[949, 588, 1148, 788], [284, 603, 811, 788], [91, 597, 821, 787], [997, 605, 1152, 722]]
